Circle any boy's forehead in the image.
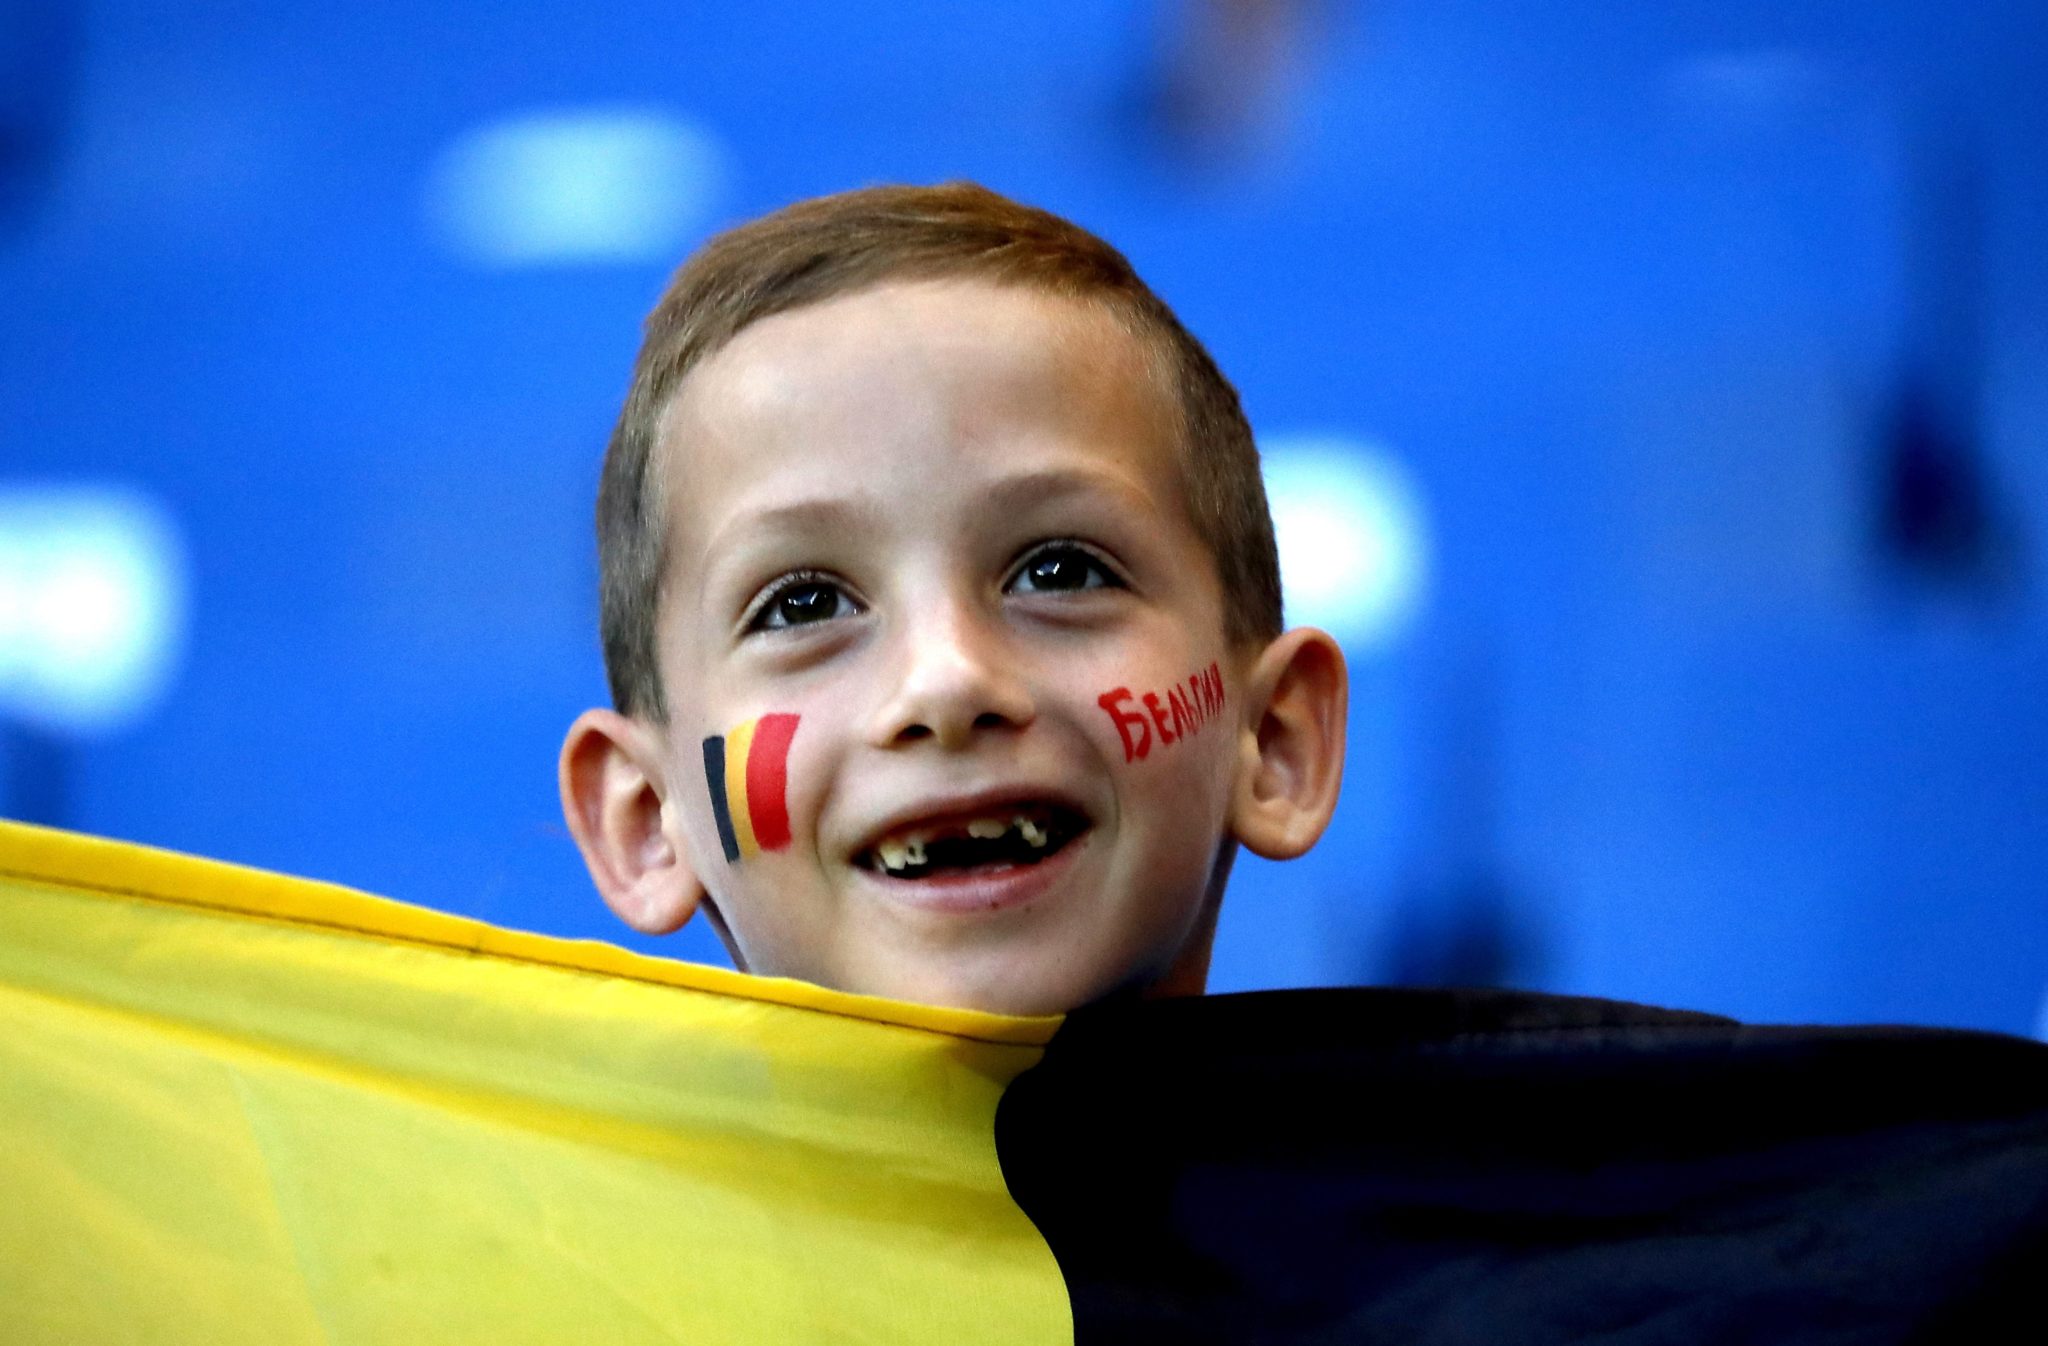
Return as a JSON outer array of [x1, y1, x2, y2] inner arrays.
[[676, 279, 1162, 424], [651, 278, 1186, 539]]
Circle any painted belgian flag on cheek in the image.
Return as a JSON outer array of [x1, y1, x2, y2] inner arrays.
[[3, 819, 2046, 1344], [702, 712, 799, 862]]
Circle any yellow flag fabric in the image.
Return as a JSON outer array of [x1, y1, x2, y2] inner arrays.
[[0, 819, 1071, 1345]]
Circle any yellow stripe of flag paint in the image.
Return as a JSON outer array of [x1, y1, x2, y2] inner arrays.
[[724, 715, 760, 857]]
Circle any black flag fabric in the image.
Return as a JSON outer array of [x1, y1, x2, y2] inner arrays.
[[1000, 989, 2048, 1344]]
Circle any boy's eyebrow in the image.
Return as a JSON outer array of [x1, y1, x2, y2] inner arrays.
[[978, 463, 1157, 515], [712, 497, 869, 544], [696, 461, 1162, 577], [697, 496, 879, 572], [709, 464, 1154, 550]]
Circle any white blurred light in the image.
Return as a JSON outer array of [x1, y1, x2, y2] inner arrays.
[[1668, 50, 1825, 124], [1260, 434, 1429, 650], [425, 105, 730, 266], [0, 486, 189, 735]]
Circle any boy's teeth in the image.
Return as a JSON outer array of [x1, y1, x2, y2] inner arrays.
[[872, 831, 932, 872], [869, 810, 1064, 871]]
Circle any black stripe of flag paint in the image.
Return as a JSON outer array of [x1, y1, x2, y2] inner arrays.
[[702, 736, 740, 862]]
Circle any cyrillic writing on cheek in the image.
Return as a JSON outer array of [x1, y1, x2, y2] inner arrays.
[[1096, 662, 1224, 763], [701, 713, 800, 863]]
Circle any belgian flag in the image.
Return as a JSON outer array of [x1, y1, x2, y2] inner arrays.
[[3, 819, 2045, 1344]]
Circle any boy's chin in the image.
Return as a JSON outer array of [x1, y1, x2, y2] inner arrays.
[[829, 943, 1211, 1019], [851, 963, 1091, 1019]]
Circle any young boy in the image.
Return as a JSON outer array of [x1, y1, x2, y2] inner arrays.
[[4, 183, 2037, 1345], [558, 182, 1347, 1016]]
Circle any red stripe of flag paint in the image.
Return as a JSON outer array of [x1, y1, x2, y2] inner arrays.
[[742, 713, 799, 851]]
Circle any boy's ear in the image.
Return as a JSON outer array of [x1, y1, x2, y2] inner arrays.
[[559, 708, 707, 935], [1229, 627, 1348, 860]]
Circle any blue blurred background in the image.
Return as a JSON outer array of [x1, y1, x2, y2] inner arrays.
[[5, 0, 2045, 1034]]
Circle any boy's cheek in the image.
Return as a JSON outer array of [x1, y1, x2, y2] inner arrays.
[[689, 688, 853, 870], [1088, 657, 1229, 766], [695, 711, 804, 866]]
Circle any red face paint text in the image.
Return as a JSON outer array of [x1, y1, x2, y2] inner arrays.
[[1097, 662, 1224, 764]]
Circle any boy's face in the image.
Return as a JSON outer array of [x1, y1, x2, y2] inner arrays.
[[645, 280, 1246, 1015]]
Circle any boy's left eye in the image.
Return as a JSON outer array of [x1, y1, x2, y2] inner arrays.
[[1006, 543, 1121, 595]]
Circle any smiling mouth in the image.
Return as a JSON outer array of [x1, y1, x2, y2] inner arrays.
[[858, 805, 1090, 880]]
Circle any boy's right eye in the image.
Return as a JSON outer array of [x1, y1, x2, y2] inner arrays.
[[747, 575, 859, 632]]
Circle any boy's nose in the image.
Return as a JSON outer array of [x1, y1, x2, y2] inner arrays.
[[867, 604, 1034, 751]]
